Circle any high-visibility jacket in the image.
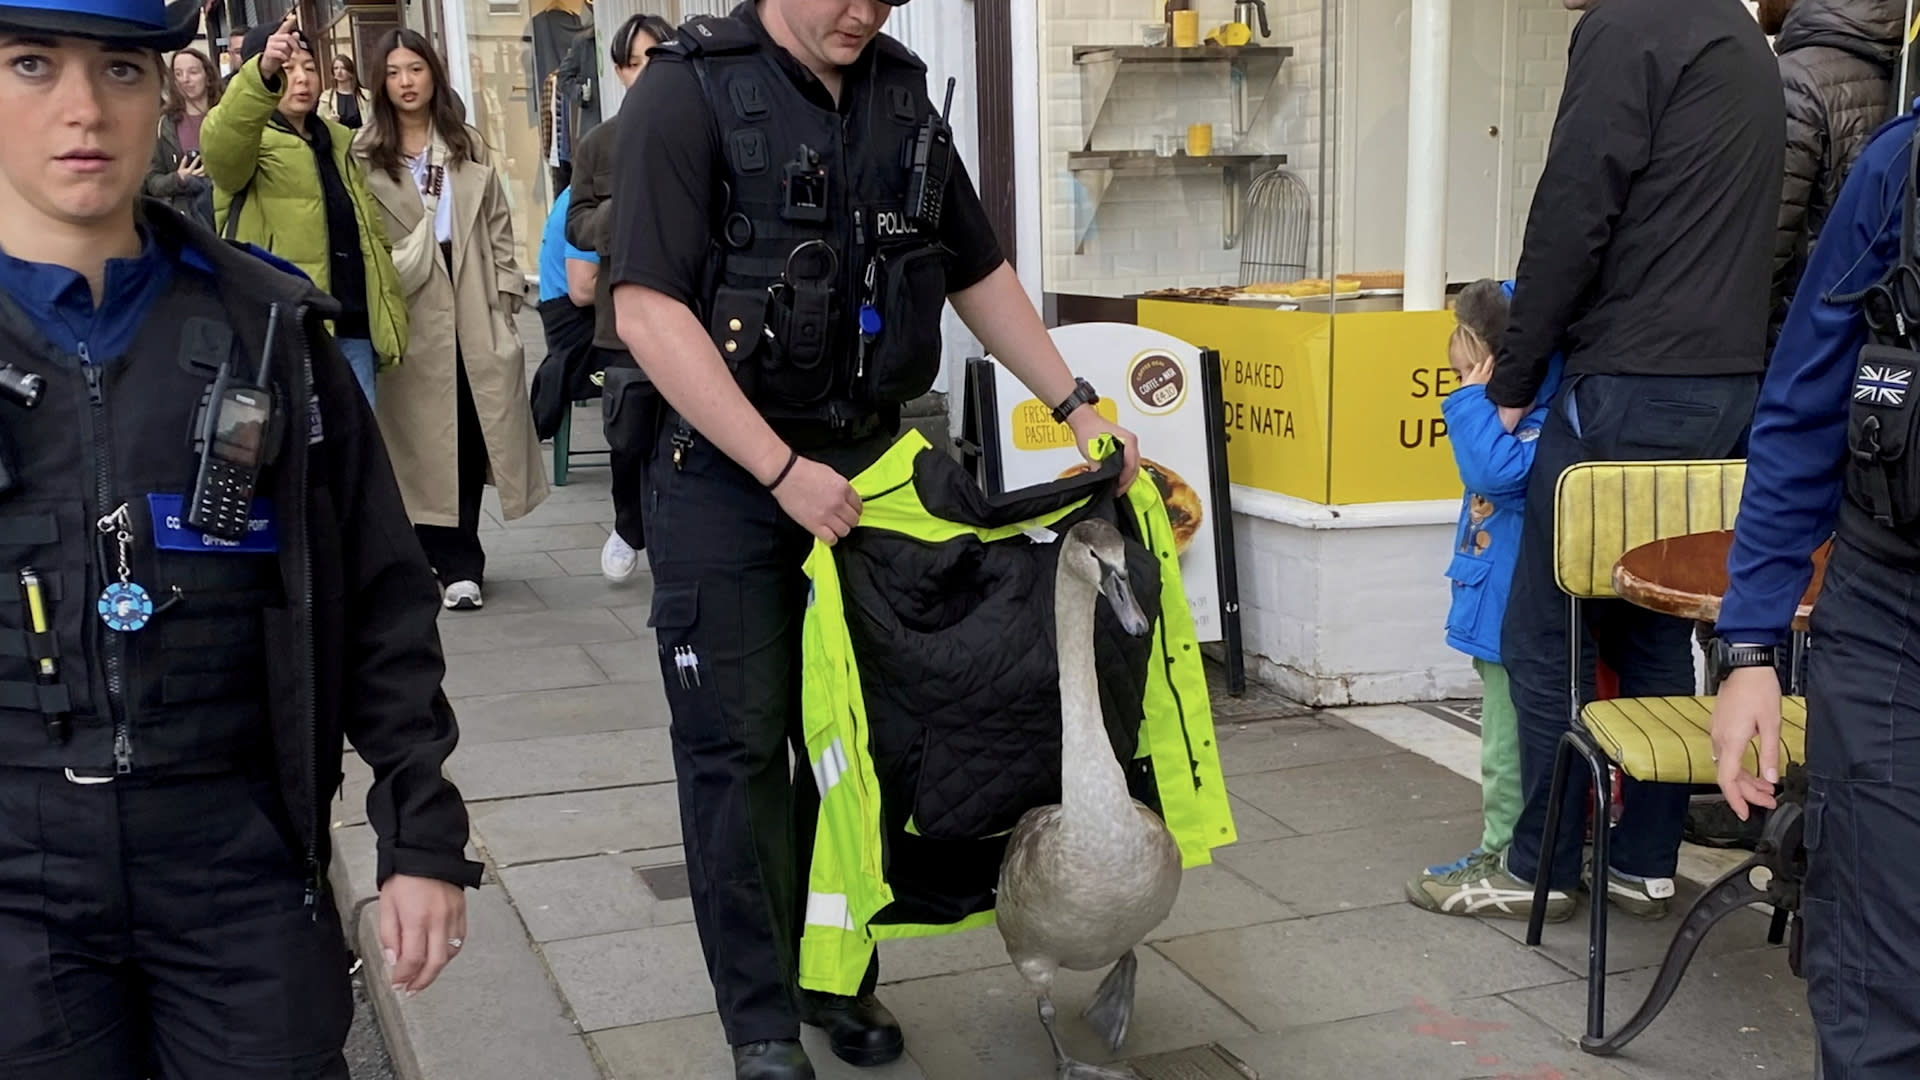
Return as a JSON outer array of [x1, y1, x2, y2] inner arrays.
[[797, 430, 1236, 993]]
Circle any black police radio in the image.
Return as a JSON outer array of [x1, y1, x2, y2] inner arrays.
[[188, 305, 281, 541], [905, 77, 957, 230]]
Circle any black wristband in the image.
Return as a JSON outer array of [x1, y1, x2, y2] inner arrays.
[[767, 449, 800, 491]]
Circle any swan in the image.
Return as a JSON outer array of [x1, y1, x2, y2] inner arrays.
[[995, 518, 1184, 1080]]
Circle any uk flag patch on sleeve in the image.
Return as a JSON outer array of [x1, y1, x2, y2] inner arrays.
[[1856, 362, 1913, 407]]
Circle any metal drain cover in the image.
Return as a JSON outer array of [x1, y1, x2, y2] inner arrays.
[[1114, 1044, 1259, 1080]]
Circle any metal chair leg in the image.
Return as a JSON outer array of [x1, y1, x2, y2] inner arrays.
[[1767, 904, 1789, 946], [1528, 733, 1578, 947], [554, 407, 572, 487], [1580, 733, 1612, 1044]]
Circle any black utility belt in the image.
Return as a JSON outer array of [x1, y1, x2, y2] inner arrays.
[[1846, 343, 1920, 531], [767, 410, 890, 449]]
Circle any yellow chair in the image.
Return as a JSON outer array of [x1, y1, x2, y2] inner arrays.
[[1524, 459, 1807, 1051]]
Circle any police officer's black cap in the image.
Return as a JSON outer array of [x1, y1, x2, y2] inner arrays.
[[0, 0, 202, 52]]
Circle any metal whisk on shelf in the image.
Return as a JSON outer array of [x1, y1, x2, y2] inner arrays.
[[1238, 168, 1310, 286]]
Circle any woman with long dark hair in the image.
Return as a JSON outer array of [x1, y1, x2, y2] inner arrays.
[[147, 48, 222, 225], [355, 29, 546, 611]]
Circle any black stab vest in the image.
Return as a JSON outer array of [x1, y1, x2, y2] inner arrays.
[[0, 271, 284, 774], [664, 17, 953, 425]]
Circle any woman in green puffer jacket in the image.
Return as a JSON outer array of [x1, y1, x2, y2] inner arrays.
[[201, 15, 407, 405]]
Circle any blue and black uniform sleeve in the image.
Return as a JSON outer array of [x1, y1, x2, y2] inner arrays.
[[1718, 117, 1913, 646]]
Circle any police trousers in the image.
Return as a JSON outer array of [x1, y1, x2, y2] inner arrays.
[[0, 766, 353, 1079], [1803, 536, 1920, 1076], [1503, 374, 1760, 890], [642, 416, 889, 1047]]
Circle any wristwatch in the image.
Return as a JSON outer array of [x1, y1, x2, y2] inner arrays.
[[1051, 378, 1100, 424], [1714, 641, 1778, 671]]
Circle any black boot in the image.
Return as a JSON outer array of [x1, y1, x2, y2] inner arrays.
[[732, 1040, 814, 1080], [800, 991, 905, 1067]]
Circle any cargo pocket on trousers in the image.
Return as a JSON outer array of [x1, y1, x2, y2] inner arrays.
[[1800, 789, 1844, 1026], [648, 582, 726, 752]]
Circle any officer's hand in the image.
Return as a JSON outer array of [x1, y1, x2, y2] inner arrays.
[[1497, 405, 1527, 433], [1711, 666, 1784, 822], [771, 455, 862, 545], [258, 10, 300, 81], [378, 874, 468, 996], [1066, 408, 1140, 490]]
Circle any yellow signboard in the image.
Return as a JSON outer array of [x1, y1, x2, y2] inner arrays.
[[1327, 310, 1466, 505], [1138, 300, 1332, 503]]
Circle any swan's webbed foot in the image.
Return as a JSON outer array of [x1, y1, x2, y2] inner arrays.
[[1082, 949, 1138, 1052], [1039, 995, 1138, 1080]]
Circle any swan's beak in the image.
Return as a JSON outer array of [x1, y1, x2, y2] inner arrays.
[[1100, 562, 1151, 637]]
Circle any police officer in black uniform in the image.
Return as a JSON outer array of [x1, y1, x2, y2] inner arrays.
[[608, 2, 1141, 1077], [0, 2, 482, 1076], [1713, 103, 1920, 1075]]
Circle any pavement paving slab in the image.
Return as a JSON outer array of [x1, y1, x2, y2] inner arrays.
[[441, 644, 609, 699], [498, 850, 696, 943], [1219, 995, 1638, 1079], [876, 946, 1257, 1080], [1229, 752, 1486, 836], [1218, 816, 1487, 918], [446, 728, 676, 802], [469, 782, 684, 866], [1499, 945, 1815, 1080], [529, 573, 655, 612], [437, 609, 635, 656], [542, 923, 717, 1031], [1212, 713, 1404, 777], [1154, 904, 1576, 1031], [449, 682, 665, 744]]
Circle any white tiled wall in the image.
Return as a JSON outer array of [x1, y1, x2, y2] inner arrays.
[[1041, 0, 1323, 296], [1039, 0, 1581, 298]]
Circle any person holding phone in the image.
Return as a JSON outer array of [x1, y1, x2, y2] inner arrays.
[[146, 46, 219, 226]]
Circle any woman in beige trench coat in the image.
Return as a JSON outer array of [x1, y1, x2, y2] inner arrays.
[[354, 28, 548, 610]]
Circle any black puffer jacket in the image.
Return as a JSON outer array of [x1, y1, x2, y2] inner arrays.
[[1772, 0, 1904, 341]]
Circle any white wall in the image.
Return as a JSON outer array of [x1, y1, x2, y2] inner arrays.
[[1037, 0, 1580, 297]]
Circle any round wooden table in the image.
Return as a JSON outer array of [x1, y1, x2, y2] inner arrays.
[[1612, 530, 1829, 631]]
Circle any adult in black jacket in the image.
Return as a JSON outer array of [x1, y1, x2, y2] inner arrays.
[[0, 2, 480, 1076], [1423, 0, 1783, 923], [1770, 0, 1903, 344]]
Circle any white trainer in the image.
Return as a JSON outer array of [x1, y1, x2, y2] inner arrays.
[[443, 581, 483, 611], [601, 533, 640, 583]]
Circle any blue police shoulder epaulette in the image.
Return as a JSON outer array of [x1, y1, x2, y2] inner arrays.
[[231, 242, 312, 283]]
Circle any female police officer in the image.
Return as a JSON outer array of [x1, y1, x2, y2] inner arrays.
[[0, 3, 481, 1076], [608, 2, 1140, 1077]]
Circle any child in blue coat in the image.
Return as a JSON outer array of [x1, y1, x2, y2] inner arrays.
[[1407, 279, 1563, 915]]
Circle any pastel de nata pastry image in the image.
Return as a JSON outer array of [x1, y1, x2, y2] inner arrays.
[[1058, 458, 1204, 554]]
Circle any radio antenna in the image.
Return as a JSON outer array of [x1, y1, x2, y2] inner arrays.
[[941, 77, 956, 120]]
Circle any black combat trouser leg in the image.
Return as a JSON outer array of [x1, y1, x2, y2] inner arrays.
[[642, 419, 883, 1047], [0, 768, 352, 1079], [1803, 537, 1920, 1076], [593, 348, 648, 551]]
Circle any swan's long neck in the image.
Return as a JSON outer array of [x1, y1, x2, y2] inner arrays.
[[1055, 567, 1139, 829]]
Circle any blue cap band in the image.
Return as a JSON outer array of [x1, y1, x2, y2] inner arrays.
[[25, 0, 167, 29]]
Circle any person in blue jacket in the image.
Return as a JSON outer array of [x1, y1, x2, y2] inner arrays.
[[1713, 103, 1920, 1076], [1408, 279, 1566, 917]]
